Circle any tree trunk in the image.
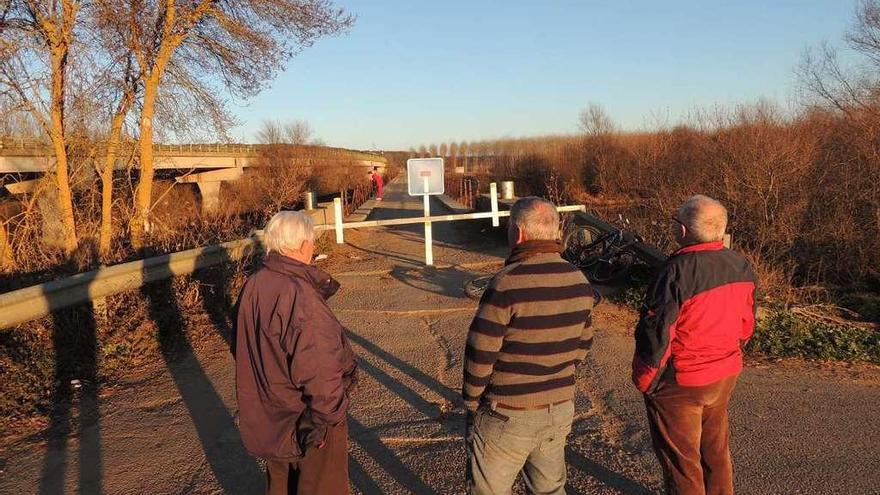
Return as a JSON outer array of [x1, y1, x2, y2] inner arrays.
[[131, 74, 159, 250], [99, 109, 127, 259], [49, 47, 78, 255], [0, 219, 13, 271]]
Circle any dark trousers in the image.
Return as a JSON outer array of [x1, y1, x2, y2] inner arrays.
[[644, 374, 738, 495], [265, 421, 350, 495]]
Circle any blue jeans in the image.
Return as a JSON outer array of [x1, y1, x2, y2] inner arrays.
[[466, 401, 574, 495]]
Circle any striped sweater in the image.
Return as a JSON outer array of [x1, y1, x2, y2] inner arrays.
[[463, 252, 595, 411]]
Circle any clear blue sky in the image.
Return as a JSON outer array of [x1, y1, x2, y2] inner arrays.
[[230, 1, 856, 150]]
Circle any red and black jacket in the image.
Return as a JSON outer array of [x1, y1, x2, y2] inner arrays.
[[632, 241, 757, 394]]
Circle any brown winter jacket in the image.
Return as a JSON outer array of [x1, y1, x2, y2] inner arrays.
[[233, 252, 357, 461]]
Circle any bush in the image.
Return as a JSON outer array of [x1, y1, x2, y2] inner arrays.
[[749, 308, 880, 363]]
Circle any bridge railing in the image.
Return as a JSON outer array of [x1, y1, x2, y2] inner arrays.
[[0, 139, 387, 162]]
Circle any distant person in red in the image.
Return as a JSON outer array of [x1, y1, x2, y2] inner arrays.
[[370, 166, 384, 201], [632, 195, 757, 495]]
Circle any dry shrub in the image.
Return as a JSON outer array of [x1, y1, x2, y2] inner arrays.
[[423, 100, 880, 301], [740, 249, 796, 303]]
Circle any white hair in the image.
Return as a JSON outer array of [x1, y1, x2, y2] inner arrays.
[[264, 210, 315, 254], [678, 195, 728, 243], [510, 197, 560, 241]]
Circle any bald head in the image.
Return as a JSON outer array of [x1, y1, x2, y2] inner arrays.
[[676, 195, 728, 245], [510, 197, 560, 242]]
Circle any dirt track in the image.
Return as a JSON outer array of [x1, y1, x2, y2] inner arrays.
[[1, 179, 879, 494]]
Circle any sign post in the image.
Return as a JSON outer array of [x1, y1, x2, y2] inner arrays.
[[407, 158, 445, 266], [423, 175, 433, 265], [489, 182, 499, 227], [334, 197, 344, 244]]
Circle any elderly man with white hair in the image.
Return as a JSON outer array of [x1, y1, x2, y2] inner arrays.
[[632, 195, 757, 495], [463, 197, 596, 495], [233, 211, 358, 495]]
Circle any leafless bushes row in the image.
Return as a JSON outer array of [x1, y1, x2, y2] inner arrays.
[[420, 101, 879, 301], [416, 2, 880, 301]]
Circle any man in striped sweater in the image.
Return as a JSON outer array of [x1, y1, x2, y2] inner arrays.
[[463, 197, 595, 495]]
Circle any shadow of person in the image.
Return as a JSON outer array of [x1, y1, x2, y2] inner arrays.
[[37, 240, 105, 495], [140, 258, 263, 494], [348, 453, 383, 494], [565, 446, 655, 495], [38, 302, 102, 495], [190, 248, 236, 348], [348, 416, 439, 495], [345, 329, 460, 407]]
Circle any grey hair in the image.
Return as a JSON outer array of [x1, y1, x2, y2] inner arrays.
[[678, 195, 728, 243], [264, 210, 315, 255], [510, 197, 560, 241]]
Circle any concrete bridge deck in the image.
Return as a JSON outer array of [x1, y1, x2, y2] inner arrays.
[[0, 141, 386, 173], [0, 180, 878, 494]]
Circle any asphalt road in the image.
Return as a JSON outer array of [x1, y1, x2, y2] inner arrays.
[[1, 179, 878, 494]]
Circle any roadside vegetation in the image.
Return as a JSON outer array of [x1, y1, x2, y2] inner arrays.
[[0, 1, 408, 431], [0, 0, 355, 280], [431, 2, 880, 363]]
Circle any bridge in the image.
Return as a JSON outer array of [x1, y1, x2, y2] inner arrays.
[[0, 139, 387, 212]]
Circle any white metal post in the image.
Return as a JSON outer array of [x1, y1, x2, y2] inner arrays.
[[423, 176, 433, 266], [490, 182, 500, 227], [334, 197, 344, 244]]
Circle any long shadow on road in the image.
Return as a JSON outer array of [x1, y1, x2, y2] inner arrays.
[[348, 416, 439, 495], [565, 445, 654, 495], [38, 302, 102, 495], [348, 454, 384, 494], [346, 329, 461, 406], [142, 271, 262, 494]]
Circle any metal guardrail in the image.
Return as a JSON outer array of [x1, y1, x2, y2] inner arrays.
[[0, 195, 661, 330], [0, 234, 264, 330]]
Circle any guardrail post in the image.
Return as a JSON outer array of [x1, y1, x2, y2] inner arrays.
[[334, 197, 344, 244], [490, 182, 499, 227]]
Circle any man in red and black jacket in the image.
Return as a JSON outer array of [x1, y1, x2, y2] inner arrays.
[[632, 195, 757, 495]]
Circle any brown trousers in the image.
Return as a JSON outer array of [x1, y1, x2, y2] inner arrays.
[[265, 421, 350, 495], [644, 374, 738, 495]]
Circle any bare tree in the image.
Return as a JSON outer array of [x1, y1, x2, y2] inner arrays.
[[124, 0, 354, 249], [0, 0, 83, 254], [86, 1, 144, 258], [256, 118, 286, 144], [252, 118, 306, 212], [798, 0, 880, 242], [579, 102, 616, 136], [285, 119, 313, 145], [449, 141, 458, 168]]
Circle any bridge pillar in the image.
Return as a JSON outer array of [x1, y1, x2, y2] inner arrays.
[[196, 181, 222, 214], [175, 168, 243, 215]]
